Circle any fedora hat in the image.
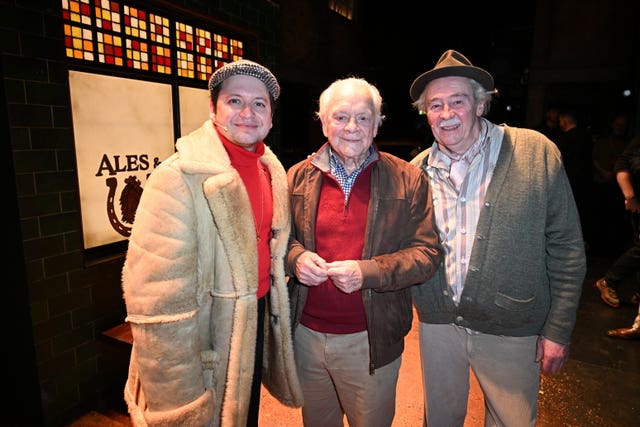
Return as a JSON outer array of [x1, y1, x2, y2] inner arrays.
[[409, 49, 494, 101]]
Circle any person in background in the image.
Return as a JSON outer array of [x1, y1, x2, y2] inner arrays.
[[591, 112, 633, 254], [409, 49, 587, 426], [536, 104, 562, 142], [557, 107, 595, 250], [286, 76, 442, 427], [607, 304, 640, 340], [594, 135, 640, 311], [121, 59, 302, 426]]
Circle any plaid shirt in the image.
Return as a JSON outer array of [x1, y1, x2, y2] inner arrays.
[[328, 146, 374, 204], [426, 119, 504, 305]]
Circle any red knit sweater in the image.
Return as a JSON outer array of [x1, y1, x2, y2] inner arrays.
[[301, 167, 372, 333], [220, 135, 273, 299]]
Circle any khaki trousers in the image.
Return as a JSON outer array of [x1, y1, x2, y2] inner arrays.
[[294, 323, 401, 427]]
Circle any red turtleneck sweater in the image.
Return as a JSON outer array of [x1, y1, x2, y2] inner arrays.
[[219, 132, 273, 299]]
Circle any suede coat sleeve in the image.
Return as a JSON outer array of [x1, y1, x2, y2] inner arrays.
[[122, 120, 302, 427]]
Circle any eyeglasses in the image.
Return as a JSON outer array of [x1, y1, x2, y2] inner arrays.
[[329, 113, 374, 128]]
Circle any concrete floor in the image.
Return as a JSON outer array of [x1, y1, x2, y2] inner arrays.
[[71, 253, 639, 426], [259, 254, 640, 426]]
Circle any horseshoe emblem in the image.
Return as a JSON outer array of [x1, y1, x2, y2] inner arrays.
[[106, 176, 143, 237]]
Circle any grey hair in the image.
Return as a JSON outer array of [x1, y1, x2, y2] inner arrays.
[[412, 77, 495, 116], [316, 77, 385, 128]]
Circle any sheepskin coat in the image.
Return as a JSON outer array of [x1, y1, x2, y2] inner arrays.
[[122, 119, 303, 426]]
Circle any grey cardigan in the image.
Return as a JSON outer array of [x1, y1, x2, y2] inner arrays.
[[410, 125, 586, 345]]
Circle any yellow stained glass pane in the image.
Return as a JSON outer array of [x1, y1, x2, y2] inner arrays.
[[175, 22, 194, 50], [62, 0, 91, 25], [95, 0, 121, 32], [124, 5, 147, 40], [230, 38, 243, 59], [126, 38, 149, 70], [97, 32, 123, 66], [151, 44, 171, 74], [176, 50, 195, 78], [196, 55, 212, 81], [195, 27, 211, 56], [150, 14, 170, 45], [64, 22, 95, 60]]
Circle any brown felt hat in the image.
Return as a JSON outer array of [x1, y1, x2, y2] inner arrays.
[[410, 49, 494, 101]]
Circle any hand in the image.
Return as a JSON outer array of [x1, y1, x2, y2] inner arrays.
[[536, 336, 570, 376], [624, 197, 640, 213], [295, 251, 328, 287], [326, 260, 363, 294]]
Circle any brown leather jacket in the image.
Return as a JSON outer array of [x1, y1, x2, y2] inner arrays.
[[286, 142, 442, 371]]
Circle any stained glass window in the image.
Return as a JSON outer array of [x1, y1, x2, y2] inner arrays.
[[97, 32, 124, 66], [61, 0, 246, 81], [124, 5, 146, 39], [195, 28, 212, 80]]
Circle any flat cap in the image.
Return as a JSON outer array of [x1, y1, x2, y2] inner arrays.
[[208, 59, 280, 101]]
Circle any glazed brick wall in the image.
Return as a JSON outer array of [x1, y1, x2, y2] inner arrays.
[[2, 1, 280, 425]]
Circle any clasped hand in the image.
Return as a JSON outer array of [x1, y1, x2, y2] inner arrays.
[[295, 251, 363, 294]]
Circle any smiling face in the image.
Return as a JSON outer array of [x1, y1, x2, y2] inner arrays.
[[209, 74, 273, 151], [321, 84, 380, 171], [424, 76, 485, 155]]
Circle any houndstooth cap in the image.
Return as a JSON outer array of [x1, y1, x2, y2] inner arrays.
[[208, 59, 280, 101]]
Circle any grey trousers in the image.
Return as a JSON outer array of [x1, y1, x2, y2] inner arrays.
[[418, 322, 539, 427]]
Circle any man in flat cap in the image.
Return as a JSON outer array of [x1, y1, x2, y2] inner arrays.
[[409, 49, 586, 426], [121, 59, 302, 426]]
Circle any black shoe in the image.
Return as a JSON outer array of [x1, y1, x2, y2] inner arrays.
[[607, 327, 640, 340]]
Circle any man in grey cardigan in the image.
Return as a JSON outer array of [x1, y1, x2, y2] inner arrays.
[[409, 49, 587, 426]]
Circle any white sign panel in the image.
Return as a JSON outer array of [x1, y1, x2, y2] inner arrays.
[[69, 71, 175, 249], [179, 85, 210, 136]]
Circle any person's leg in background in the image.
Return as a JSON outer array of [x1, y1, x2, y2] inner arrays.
[[595, 213, 640, 308], [607, 302, 640, 340]]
